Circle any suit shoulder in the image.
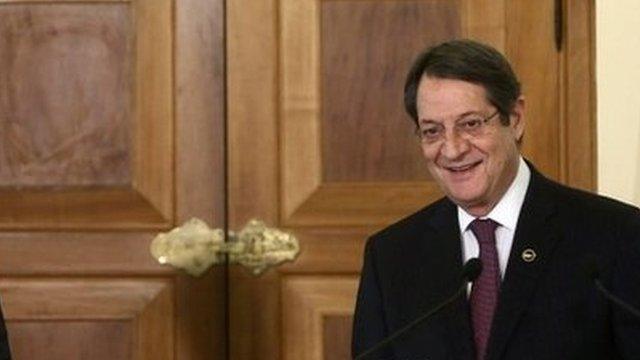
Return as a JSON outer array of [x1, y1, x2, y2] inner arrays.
[[540, 176, 640, 220], [366, 197, 450, 248]]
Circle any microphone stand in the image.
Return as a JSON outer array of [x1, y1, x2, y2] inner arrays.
[[355, 258, 481, 360]]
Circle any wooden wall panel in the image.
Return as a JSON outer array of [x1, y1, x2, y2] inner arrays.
[[227, 2, 281, 360], [461, 0, 506, 46], [9, 321, 132, 360], [281, 0, 507, 226], [133, 0, 173, 221], [0, 189, 166, 230], [174, 0, 227, 358], [321, 0, 459, 182], [506, 0, 560, 179], [282, 277, 357, 360], [2, 278, 173, 360], [0, 4, 132, 187], [227, 0, 279, 228], [229, 270, 281, 360], [0, 0, 174, 230], [0, 232, 170, 275], [0, 0, 227, 359], [322, 316, 352, 360], [285, 182, 440, 226], [562, 0, 596, 190], [1, 279, 170, 319], [278, 227, 367, 274]]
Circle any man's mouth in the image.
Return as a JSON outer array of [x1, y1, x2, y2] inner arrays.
[[444, 160, 482, 173]]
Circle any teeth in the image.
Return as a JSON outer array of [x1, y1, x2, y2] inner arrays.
[[448, 162, 477, 172]]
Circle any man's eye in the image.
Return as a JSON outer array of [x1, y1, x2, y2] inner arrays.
[[460, 119, 483, 129], [420, 127, 441, 137]]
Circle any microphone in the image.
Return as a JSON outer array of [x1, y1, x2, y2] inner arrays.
[[463, 258, 483, 282], [584, 257, 640, 320], [354, 258, 482, 360]]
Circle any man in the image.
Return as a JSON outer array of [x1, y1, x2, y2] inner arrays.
[[352, 39, 640, 360]]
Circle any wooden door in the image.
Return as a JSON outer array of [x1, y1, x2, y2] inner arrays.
[[0, 0, 226, 359], [227, 0, 594, 359]]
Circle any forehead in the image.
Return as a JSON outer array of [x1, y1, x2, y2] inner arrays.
[[416, 76, 490, 119]]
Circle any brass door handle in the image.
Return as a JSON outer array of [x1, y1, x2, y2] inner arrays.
[[150, 218, 300, 276]]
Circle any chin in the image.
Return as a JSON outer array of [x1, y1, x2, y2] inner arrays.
[[451, 196, 482, 209], [446, 188, 488, 210], [446, 185, 485, 202]]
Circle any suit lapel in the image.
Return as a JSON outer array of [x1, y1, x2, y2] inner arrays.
[[423, 199, 475, 360], [485, 170, 562, 360]]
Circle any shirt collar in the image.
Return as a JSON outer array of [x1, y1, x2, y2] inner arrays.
[[458, 157, 531, 232]]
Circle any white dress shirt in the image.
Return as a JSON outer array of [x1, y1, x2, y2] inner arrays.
[[458, 157, 531, 283]]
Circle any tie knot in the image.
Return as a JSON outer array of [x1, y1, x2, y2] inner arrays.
[[469, 218, 499, 245]]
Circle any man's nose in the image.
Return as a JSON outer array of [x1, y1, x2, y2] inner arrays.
[[440, 130, 470, 159]]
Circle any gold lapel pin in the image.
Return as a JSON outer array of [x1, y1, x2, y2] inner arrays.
[[521, 248, 537, 263]]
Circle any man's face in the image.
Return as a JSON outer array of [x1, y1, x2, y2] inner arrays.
[[416, 76, 524, 216]]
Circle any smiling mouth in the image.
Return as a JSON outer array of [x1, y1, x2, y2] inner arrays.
[[444, 160, 482, 173]]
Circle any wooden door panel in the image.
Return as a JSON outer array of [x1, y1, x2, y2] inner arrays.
[[0, 232, 169, 275], [321, 1, 459, 183], [280, 0, 512, 227], [282, 277, 357, 360], [0, 3, 133, 188], [323, 316, 353, 360], [10, 322, 133, 360], [3, 279, 173, 360], [0, 0, 173, 229], [279, 228, 365, 274], [507, 0, 560, 178], [173, 0, 228, 355], [229, 0, 594, 359], [0, 0, 226, 359]]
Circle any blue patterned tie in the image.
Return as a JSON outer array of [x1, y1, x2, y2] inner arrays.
[[469, 219, 500, 360]]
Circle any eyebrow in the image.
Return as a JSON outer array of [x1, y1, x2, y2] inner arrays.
[[418, 110, 483, 125]]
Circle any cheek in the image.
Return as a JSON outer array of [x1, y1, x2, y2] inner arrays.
[[475, 136, 507, 160], [481, 140, 515, 176], [421, 145, 438, 163]]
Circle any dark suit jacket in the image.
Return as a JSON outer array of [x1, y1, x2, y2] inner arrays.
[[0, 301, 10, 360], [352, 168, 640, 360]]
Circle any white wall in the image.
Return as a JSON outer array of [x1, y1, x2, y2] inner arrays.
[[596, 0, 640, 206]]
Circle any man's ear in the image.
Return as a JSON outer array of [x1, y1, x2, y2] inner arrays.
[[510, 96, 525, 142]]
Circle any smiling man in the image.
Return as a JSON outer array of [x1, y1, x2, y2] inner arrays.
[[415, 76, 523, 217], [352, 40, 640, 360]]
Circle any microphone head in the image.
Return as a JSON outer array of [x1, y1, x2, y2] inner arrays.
[[583, 256, 600, 280], [462, 258, 483, 282]]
